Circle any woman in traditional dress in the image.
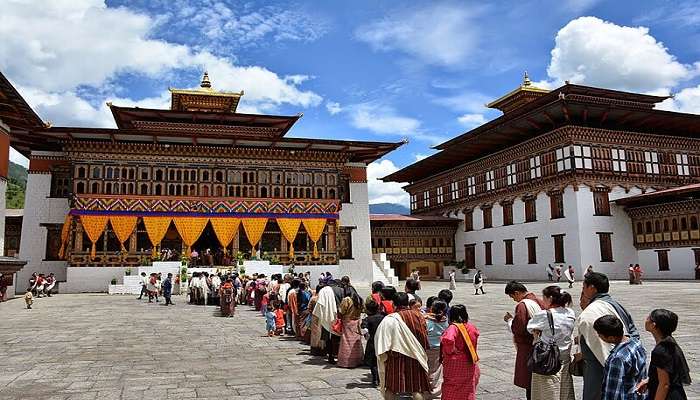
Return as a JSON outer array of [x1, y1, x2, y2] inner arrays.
[[219, 278, 236, 317], [336, 277, 364, 368], [297, 282, 312, 341], [638, 309, 691, 400], [425, 299, 449, 398], [526, 286, 576, 400], [441, 304, 480, 400], [448, 269, 457, 291], [309, 285, 325, 355]]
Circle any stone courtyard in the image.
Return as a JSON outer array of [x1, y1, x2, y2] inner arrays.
[[1, 280, 699, 400]]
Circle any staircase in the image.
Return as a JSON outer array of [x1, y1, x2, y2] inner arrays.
[[372, 253, 399, 286]]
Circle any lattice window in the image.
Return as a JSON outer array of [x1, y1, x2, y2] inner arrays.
[[450, 181, 459, 199], [529, 155, 542, 179], [506, 163, 517, 185], [644, 151, 660, 174], [573, 145, 593, 169], [556, 147, 572, 171], [485, 170, 495, 191], [411, 194, 417, 210], [467, 176, 476, 195], [437, 187, 444, 204], [423, 190, 430, 208], [676, 154, 690, 176], [611, 149, 627, 172]]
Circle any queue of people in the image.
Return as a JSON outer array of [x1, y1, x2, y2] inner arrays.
[[503, 272, 690, 400]]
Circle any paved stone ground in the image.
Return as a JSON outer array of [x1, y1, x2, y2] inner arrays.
[[1, 280, 699, 400]]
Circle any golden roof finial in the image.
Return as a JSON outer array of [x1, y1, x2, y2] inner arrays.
[[522, 71, 531, 87], [200, 71, 211, 89]]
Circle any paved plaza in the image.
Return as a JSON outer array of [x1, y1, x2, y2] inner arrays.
[[1, 280, 699, 400]]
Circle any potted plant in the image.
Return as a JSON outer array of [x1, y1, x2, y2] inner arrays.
[[110, 277, 117, 285], [287, 263, 296, 275], [125, 267, 132, 276]]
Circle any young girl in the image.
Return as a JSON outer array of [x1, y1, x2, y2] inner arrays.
[[425, 300, 449, 398], [265, 304, 276, 337], [441, 304, 480, 400], [361, 300, 384, 386], [638, 309, 691, 400], [274, 301, 286, 336]]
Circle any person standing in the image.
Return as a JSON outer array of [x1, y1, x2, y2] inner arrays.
[[547, 264, 555, 281], [375, 292, 430, 400], [527, 286, 576, 400], [162, 273, 174, 306], [220, 278, 236, 317], [637, 309, 691, 400], [0, 273, 7, 302], [593, 316, 647, 400], [576, 272, 639, 400], [410, 269, 421, 290], [425, 300, 449, 398], [405, 278, 422, 309], [362, 300, 385, 387], [555, 266, 562, 282], [448, 269, 457, 291], [337, 278, 364, 368], [504, 281, 545, 400], [564, 266, 575, 289], [441, 304, 480, 400], [473, 270, 485, 295]]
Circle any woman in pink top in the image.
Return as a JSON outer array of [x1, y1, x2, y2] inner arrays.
[[441, 304, 480, 400]]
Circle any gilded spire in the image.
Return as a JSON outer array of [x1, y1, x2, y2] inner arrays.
[[200, 71, 211, 89], [522, 71, 531, 87]]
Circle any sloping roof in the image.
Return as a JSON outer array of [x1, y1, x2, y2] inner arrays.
[[615, 183, 700, 207], [370, 214, 460, 221], [0, 71, 50, 156]]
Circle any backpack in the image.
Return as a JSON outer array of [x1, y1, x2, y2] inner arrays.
[[527, 310, 561, 375]]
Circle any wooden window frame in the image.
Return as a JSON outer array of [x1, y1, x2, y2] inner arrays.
[[482, 205, 492, 229], [504, 239, 514, 265], [464, 244, 476, 269], [526, 237, 537, 264], [597, 232, 614, 262], [484, 241, 493, 266], [549, 192, 565, 219], [611, 148, 627, 172], [552, 234, 565, 263], [529, 155, 542, 179], [593, 190, 611, 216], [502, 201, 513, 226], [464, 209, 474, 232], [656, 249, 670, 271], [524, 197, 537, 223]]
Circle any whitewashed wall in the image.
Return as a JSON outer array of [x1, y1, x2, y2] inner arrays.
[[637, 248, 697, 280], [338, 168, 374, 284], [16, 168, 70, 293]]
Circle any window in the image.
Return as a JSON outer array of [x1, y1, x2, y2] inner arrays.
[[337, 227, 353, 260], [437, 187, 444, 204], [597, 232, 613, 262], [486, 170, 495, 191], [502, 201, 513, 226], [467, 176, 476, 195], [526, 237, 537, 264], [556, 146, 572, 171], [550, 192, 564, 219], [423, 191, 430, 208], [504, 239, 514, 265], [611, 149, 627, 172], [573, 145, 593, 169], [524, 197, 537, 222], [484, 241, 493, 265], [464, 209, 473, 232], [529, 155, 542, 179], [644, 151, 660, 174], [44, 224, 63, 261], [464, 244, 476, 269], [450, 181, 459, 199], [506, 163, 517, 185], [656, 250, 669, 271], [482, 206, 492, 229], [676, 154, 690, 176], [553, 234, 565, 263], [410, 194, 417, 210], [593, 190, 611, 216]]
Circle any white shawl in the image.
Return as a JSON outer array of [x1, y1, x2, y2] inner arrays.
[[312, 286, 337, 334], [375, 312, 429, 392]]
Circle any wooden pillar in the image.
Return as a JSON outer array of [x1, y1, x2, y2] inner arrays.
[[74, 220, 84, 252], [327, 220, 336, 252], [129, 229, 137, 253]]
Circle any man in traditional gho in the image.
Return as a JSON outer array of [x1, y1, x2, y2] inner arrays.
[[137, 272, 148, 300], [576, 272, 639, 400], [375, 292, 430, 400], [162, 273, 174, 306], [313, 283, 340, 363], [503, 281, 544, 400], [28, 272, 37, 295], [287, 279, 300, 337], [44, 273, 56, 297], [220, 278, 236, 317]]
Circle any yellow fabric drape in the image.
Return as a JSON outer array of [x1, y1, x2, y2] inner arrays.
[[242, 218, 268, 252], [143, 217, 172, 252], [58, 215, 72, 259], [80, 215, 109, 260], [302, 219, 327, 258], [210, 217, 240, 251], [109, 216, 137, 252], [173, 217, 209, 254], [277, 218, 301, 258]]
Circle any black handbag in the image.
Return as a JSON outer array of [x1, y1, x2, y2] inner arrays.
[[527, 310, 562, 375]]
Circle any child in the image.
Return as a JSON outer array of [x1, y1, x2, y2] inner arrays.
[[361, 300, 385, 386], [425, 300, 449, 397], [593, 315, 647, 400], [274, 301, 286, 336], [265, 304, 276, 337], [24, 288, 33, 309]]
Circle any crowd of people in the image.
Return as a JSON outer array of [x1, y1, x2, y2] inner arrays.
[[503, 272, 690, 400]]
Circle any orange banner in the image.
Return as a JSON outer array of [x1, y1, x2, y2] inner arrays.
[[173, 217, 209, 254], [302, 219, 326, 258], [109, 216, 138, 251], [242, 218, 268, 252], [58, 215, 72, 259], [142, 217, 172, 249], [210, 217, 240, 250], [80, 215, 108, 259], [277, 218, 301, 259]]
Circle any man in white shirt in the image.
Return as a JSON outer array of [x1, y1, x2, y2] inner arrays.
[[576, 272, 639, 400]]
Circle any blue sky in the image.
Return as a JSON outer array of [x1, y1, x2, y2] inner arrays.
[[2, 0, 700, 206]]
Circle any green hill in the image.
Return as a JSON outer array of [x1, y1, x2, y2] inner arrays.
[[6, 161, 27, 209]]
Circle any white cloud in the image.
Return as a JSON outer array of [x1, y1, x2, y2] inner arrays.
[[346, 102, 445, 144], [659, 84, 700, 113], [545, 17, 697, 94], [325, 101, 342, 115], [413, 153, 429, 162], [431, 92, 491, 114], [367, 159, 409, 206], [9, 148, 28, 168], [0, 0, 321, 127], [355, 3, 480, 67], [457, 113, 487, 128]]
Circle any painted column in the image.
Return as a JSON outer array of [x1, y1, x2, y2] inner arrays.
[[0, 120, 9, 257]]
